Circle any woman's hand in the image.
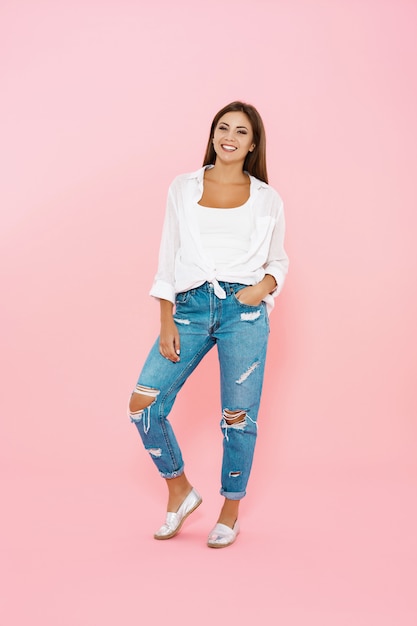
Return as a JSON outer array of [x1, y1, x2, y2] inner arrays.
[[235, 284, 264, 306], [235, 275, 277, 306], [159, 299, 180, 362]]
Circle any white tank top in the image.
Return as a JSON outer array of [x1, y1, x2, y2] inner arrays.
[[195, 200, 253, 269]]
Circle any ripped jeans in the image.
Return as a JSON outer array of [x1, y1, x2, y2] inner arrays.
[[129, 281, 269, 500]]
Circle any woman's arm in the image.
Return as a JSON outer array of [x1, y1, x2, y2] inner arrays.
[[159, 299, 181, 363], [149, 184, 180, 303], [237, 190, 289, 306], [262, 193, 289, 296]]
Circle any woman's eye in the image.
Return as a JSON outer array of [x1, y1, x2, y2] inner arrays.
[[218, 125, 227, 130], [237, 130, 247, 134]]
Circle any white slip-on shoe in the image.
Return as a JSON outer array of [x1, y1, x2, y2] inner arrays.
[[154, 488, 202, 540], [207, 520, 240, 548]]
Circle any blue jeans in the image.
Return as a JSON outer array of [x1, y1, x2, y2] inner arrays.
[[129, 281, 270, 500]]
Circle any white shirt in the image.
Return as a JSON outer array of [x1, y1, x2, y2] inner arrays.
[[150, 165, 289, 314]]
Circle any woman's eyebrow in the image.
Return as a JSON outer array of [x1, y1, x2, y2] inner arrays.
[[219, 122, 249, 131]]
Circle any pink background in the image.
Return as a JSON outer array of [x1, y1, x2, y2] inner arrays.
[[1, 0, 416, 624]]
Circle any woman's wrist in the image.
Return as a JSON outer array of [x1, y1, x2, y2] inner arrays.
[[258, 274, 277, 298]]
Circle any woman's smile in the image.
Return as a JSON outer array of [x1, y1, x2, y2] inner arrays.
[[221, 144, 237, 152]]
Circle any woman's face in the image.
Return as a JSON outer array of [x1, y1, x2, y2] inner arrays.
[[212, 111, 255, 165]]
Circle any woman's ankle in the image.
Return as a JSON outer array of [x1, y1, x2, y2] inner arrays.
[[217, 498, 240, 528], [166, 474, 193, 511]]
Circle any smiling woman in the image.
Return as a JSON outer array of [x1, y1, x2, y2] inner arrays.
[[203, 101, 268, 184], [128, 101, 289, 549], [213, 113, 255, 158], [199, 111, 255, 208]]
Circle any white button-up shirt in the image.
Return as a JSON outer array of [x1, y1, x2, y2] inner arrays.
[[150, 166, 289, 314]]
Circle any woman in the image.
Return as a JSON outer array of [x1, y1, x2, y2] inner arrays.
[[129, 101, 288, 548]]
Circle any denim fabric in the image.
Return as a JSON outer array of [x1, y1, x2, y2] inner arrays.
[[129, 281, 269, 500]]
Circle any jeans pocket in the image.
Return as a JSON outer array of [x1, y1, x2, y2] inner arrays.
[[231, 289, 263, 309], [175, 290, 192, 305]]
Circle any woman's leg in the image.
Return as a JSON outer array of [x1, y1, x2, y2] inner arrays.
[[128, 378, 194, 509], [129, 384, 193, 511], [216, 497, 241, 528], [128, 287, 215, 512], [163, 474, 193, 513], [129, 335, 214, 476], [214, 289, 270, 528]]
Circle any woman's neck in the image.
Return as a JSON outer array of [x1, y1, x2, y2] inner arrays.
[[206, 161, 249, 185]]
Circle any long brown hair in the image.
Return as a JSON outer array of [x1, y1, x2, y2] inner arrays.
[[202, 101, 268, 184]]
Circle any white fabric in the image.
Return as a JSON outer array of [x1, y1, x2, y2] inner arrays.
[[195, 200, 253, 272], [149, 165, 289, 314]]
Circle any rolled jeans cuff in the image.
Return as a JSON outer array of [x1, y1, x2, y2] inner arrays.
[[159, 466, 185, 480], [220, 488, 246, 500]]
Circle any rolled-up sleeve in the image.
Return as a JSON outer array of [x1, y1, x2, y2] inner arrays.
[[263, 195, 289, 296], [149, 185, 180, 303]]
